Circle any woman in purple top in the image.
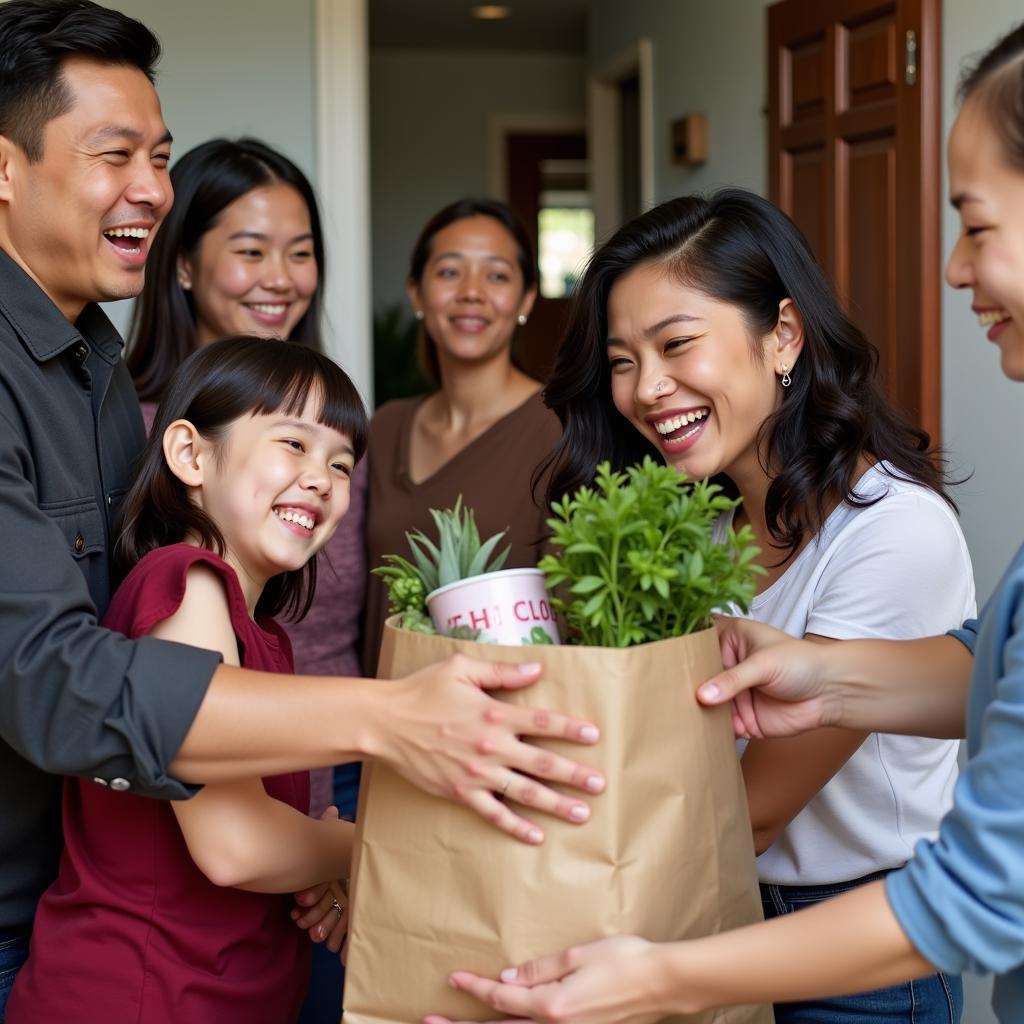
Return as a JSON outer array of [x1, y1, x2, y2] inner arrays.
[[126, 137, 366, 819]]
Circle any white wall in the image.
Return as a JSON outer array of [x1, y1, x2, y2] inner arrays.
[[587, 0, 772, 202], [100, 0, 318, 336], [942, 3, 1024, 603], [369, 49, 586, 313]]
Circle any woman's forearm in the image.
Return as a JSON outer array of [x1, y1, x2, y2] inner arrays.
[[658, 881, 934, 1015], [829, 635, 972, 737]]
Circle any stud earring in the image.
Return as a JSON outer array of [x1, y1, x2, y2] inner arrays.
[[780, 364, 792, 388], [414, 310, 424, 321], [177, 275, 191, 290], [517, 314, 527, 326]]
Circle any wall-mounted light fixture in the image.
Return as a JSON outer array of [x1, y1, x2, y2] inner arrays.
[[670, 113, 708, 166], [470, 5, 512, 19]]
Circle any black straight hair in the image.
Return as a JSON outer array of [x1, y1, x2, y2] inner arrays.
[[116, 337, 368, 622], [0, 0, 159, 162], [957, 22, 1024, 169], [543, 188, 954, 555], [408, 197, 536, 383], [127, 137, 326, 404]]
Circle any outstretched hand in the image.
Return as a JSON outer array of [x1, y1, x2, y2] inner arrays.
[[424, 936, 667, 1024], [701, 617, 840, 738], [378, 654, 604, 844]]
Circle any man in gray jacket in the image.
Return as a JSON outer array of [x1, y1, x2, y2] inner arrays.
[[0, 1, 601, 1011]]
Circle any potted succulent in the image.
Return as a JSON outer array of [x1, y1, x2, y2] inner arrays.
[[374, 497, 559, 645]]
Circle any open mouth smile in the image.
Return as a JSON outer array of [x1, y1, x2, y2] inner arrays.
[[102, 225, 151, 265], [273, 506, 318, 535], [646, 406, 710, 453]]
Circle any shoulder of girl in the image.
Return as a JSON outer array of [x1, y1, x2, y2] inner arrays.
[[106, 546, 236, 639]]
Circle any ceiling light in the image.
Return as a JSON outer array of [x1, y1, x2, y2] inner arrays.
[[471, 5, 512, 19]]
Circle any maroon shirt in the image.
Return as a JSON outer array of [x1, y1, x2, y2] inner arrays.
[[8, 545, 310, 1024]]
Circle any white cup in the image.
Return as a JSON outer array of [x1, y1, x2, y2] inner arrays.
[[425, 567, 560, 646]]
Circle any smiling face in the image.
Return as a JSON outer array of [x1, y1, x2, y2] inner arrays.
[[178, 395, 354, 608], [606, 262, 800, 486], [946, 96, 1024, 381], [0, 57, 172, 321], [180, 183, 318, 346], [407, 214, 535, 370]]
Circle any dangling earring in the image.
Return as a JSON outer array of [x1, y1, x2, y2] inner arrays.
[[517, 314, 528, 326], [780, 364, 792, 388], [414, 310, 424, 321]]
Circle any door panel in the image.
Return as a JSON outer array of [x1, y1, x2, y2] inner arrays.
[[769, 0, 941, 437]]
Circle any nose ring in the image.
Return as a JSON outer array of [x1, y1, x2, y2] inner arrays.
[[654, 379, 666, 394]]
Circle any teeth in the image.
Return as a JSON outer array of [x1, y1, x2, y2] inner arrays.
[[654, 409, 707, 435], [274, 509, 314, 531], [249, 303, 287, 315], [103, 227, 150, 239], [978, 309, 1011, 327]]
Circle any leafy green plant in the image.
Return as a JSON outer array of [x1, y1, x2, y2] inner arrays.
[[538, 458, 763, 647], [373, 497, 511, 633]]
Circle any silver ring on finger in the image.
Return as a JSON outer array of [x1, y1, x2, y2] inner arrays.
[[331, 897, 344, 918], [500, 777, 512, 799]]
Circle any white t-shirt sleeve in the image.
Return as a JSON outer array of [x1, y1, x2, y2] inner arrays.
[[805, 490, 975, 642]]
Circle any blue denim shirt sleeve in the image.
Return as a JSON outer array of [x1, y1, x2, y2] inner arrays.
[[948, 618, 979, 654], [887, 571, 1024, 978]]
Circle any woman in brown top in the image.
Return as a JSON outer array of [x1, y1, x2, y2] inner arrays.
[[363, 198, 562, 674]]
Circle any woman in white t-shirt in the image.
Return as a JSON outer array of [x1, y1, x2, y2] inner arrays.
[[536, 188, 973, 1023]]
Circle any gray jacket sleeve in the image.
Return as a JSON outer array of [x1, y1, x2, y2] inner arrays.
[[0, 411, 219, 798]]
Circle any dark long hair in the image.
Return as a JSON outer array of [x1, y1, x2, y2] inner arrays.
[[127, 137, 326, 403], [544, 188, 952, 554], [116, 337, 368, 621], [408, 197, 536, 382], [0, 0, 159, 162], [958, 22, 1024, 168]]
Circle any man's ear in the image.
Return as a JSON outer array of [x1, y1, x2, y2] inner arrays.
[[773, 297, 805, 372], [162, 419, 207, 488], [0, 135, 20, 204]]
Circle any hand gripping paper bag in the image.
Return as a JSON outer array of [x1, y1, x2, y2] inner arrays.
[[344, 620, 772, 1024]]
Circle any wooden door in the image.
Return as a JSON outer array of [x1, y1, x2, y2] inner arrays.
[[768, 0, 941, 438], [506, 132, 587, 383]]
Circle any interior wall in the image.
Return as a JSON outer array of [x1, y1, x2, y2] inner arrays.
[[100, 0, 318, 337], [369, 49, 586, 315], [942, 2, 1024, 606]]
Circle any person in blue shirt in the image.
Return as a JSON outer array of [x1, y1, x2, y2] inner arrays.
[[428, 20, 1024, 1024]]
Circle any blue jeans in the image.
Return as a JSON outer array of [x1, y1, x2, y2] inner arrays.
[[0, 930, 29, 1023], [761, 872, 963, 1024], [297, 763, 360, 1023]]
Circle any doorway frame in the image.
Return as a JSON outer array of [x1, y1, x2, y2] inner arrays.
[[314, 0, 374, 404], [588, 38, 655, 240], [486, 113, 588, 202]]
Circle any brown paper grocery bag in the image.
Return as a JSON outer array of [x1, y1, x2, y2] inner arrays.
[[344, 620, 772, 1024]]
